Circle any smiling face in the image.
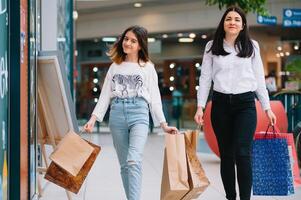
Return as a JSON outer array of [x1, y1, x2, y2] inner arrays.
[[223, 11, 244, 37], [122, 30, 141, 56]]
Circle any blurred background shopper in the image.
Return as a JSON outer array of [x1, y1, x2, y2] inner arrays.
[[84, 25, 178, 200], [194, 6, 277, 200]]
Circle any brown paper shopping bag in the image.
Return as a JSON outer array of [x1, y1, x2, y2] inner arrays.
[[181, 130, 210, 200], [49, 130, 94, 176], [45, 140, 101, 194], [160, 134, 190, 200]]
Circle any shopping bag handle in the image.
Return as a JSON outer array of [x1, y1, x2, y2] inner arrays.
[[264, 124, 280, 138], [197, 124, 203, 132], [79, 130, 93, 142]]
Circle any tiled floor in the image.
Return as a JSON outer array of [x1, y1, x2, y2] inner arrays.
[[40, 131, 301, 200]]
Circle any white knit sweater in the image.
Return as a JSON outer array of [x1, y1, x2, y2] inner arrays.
[[92, 61, 166, 127]]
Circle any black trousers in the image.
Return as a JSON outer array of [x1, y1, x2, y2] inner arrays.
[[211, 91, 257, 200]]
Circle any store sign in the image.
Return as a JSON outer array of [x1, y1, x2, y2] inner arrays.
[[283, 8, 301, 27], [257, 15, 277, 25]]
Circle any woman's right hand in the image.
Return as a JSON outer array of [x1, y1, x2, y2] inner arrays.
[[194, 106, 204, 125], [83, 115, 97, 133]]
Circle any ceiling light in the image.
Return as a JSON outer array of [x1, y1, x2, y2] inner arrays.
[[169, 63, 175, 69], [134, 3, 142, 8], [179, 38, 194, 43], [169, 86, 174, 91], [280, 52, 284, 57], [73, 11, 78, 20], [195, 86, 199, 90], [148, 38, 156, 42], [189, 33, 196, 38], [285, 52, 290, 56], [93, 78, 99, 84], [177, 33, 183, 37], [94, 98, 98, 103], [277, 46, 282, 51], [93, 67, 98, 72], [162, 34, 168, 38], [201, 34, 207, 39], [294, 44, 299, 50], [169, 76, 175, 81], [102, 37, 117, 42], [195, 63, 200, 68], [94, 38, 99, 43]]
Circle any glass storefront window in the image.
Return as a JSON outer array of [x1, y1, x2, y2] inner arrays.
[[29, 0, 40, 198]]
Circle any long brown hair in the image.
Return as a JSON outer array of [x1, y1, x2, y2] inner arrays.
[[107, 25, 149, 66]]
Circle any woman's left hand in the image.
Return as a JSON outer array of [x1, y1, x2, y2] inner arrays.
[[161, 123, 178, 134], [265, 109, 277, 126]]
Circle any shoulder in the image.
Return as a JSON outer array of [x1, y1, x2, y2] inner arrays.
[[144, 61, 155, 70], [205, 40, 213, 50], [251, 39, 260, 49], [106, 62, 119, 74]]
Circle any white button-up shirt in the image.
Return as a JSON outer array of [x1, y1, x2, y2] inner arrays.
[[197, 40, 271, 111]]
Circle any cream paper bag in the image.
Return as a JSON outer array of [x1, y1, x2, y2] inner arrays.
[[160, 134, 190, 200], [49, 130, 94, 176]]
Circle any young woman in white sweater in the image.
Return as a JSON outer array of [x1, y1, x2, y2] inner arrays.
[[84, 25, 178, 200]]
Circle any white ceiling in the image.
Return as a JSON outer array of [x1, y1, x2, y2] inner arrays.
[[76, 0, 201, 13]]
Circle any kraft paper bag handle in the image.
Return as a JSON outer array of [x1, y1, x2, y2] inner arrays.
[[49, 130, 94, 176]]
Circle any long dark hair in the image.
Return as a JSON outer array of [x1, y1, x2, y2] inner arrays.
[[209, 6, 254, 57], [107, 25, 149, 66]]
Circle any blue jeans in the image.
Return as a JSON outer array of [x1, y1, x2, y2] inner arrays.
[[109, 97, 149, 200]]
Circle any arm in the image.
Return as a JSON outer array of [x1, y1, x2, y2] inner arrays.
[[252, 41, 276, 125], [195, 41, 213, 125], [251, 41, 271, 111], [84, 65, 113, 132], [148, 63, 178, 133]]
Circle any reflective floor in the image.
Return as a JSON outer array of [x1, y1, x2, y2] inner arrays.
[[40, 129, 301, 200]]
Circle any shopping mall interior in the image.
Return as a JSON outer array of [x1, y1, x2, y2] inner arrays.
[[1, 0, 301, 199]]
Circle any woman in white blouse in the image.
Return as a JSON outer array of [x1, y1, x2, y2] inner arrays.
[[84, 25, 178, 200], [194, 6, 276, 200]]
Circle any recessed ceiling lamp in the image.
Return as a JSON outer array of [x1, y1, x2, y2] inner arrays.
[[294, 44, 299, 50], [148, 38, 156, 42], [169, 63, 175, 69], [162, 34, 168, 38], [201, 34, 207, 39], [189, 33, 196, 38], [277, 46, 282, 51], [102, 37, 117, 42], [179, 38, 194, 43], [73, 11, 78, 20], [134, 3, 142, 8], [177, 33, 183, 37]]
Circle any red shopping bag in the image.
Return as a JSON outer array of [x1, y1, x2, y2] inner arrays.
[[254, 125, 301, 187]]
